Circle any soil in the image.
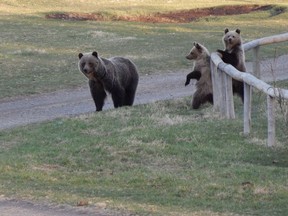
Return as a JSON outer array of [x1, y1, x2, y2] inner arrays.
[[45, 5, 273, 23], [0, 197, 130, 216]]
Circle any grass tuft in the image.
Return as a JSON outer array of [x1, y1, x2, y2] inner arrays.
[[1, 96, 288, 215]]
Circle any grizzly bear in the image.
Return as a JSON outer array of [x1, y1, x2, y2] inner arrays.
[[78, 51, 139, 111], [217, 28, 246, 101], [185, 42, 213, 109]]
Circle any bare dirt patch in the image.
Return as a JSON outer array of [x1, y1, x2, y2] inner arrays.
[[46, 5, 273, 23]]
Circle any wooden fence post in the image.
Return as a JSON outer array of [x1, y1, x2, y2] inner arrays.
[[267, 95, 276, 147], [211, 33, 288, 147], [219, 69, 227, 118], [243, 83, 252, 135], [224, 73, 235, 119], [210, 60, 220, 113]]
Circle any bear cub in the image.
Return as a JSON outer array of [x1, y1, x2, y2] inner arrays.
[[78, 52, 139, 111], [185, 42, 213, 109], [217, 28, 246, 101]]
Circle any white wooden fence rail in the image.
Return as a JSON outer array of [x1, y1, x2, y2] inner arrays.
[[210, 32, 288, 147]]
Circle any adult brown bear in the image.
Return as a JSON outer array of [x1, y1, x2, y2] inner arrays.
[[78, 52, 139, 111]]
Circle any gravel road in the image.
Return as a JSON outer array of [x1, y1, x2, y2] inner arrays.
[[0, 197, 127, 216], [0, 55, 287, 215], [1, 56, 288, 131], [0, 69, 193, 130]]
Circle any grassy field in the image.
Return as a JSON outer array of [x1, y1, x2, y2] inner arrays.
[[0, 0, 288, 215], [2, 0, 287, 16], [0, 0, 288, 99], [0, 96, 287, 215]]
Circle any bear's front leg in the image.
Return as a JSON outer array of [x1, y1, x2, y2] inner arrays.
[[216, 49, 225, 58], [185, 70, 201, 86], [217, 50, 238, 67], [89, 80, 107, 111]]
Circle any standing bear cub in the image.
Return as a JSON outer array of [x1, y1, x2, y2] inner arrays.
[[185, 42, 213, 109], [78, 52, 139, 111], [217, 28, 246, 101]]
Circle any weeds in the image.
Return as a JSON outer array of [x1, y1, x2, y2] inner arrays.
[[277, 89, 288, 127], [267, 49, 288, 132], [270, 5, 287, 17], [0, 98, 288, 215]]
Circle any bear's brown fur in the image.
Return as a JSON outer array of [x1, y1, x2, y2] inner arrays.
[[217, 28, 246, 101], [78, 51, 139, 111], [185, 42, 213, 109]]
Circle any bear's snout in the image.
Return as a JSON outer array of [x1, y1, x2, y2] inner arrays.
[[83, 68, 92, 74]]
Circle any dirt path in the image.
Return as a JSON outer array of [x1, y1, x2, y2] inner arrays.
[[0, 56, 288, 215], [1, 56, 288, 131], [0, 197, 127, 216], [0, 69, 192, 130]]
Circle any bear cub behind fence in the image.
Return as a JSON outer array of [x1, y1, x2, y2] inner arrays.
[[217, 28, 246, 102], [185, 42, 213, 109]]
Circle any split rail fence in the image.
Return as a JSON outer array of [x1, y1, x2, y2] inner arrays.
[[210, 32, 288, 147]]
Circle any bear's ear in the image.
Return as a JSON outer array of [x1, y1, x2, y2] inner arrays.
[[78, 53, 83, 59], [236, 29, 241, 34], [92, 51, 98, 58], [195, 43, 202, 50], [224, 28, 229, 34]]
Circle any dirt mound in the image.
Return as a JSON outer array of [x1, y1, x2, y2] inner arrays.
[[46, 5, 273, 23]]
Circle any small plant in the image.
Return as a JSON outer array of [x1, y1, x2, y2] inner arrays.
[[270, 5, 287, 17], [277, 89, 288, 127], [268, 49, 288, 136]]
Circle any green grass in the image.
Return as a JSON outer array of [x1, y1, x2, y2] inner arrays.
[[2, 0, 287, 16], [0, 0, 288, 99], [0, 96, 287, 215], [0, 1, 288, 214]]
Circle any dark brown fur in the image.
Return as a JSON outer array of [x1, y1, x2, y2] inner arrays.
[[217, 28, 246, 101], [78, 52, 139, 111]]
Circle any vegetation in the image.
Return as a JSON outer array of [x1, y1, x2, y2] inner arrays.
[[2, 0, 287, 16], [0, 97, 287, 215], [0, 0, 287, 215], [0, 0, 288, 98]]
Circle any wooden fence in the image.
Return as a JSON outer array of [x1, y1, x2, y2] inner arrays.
[[210, 32, 288, 147]]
